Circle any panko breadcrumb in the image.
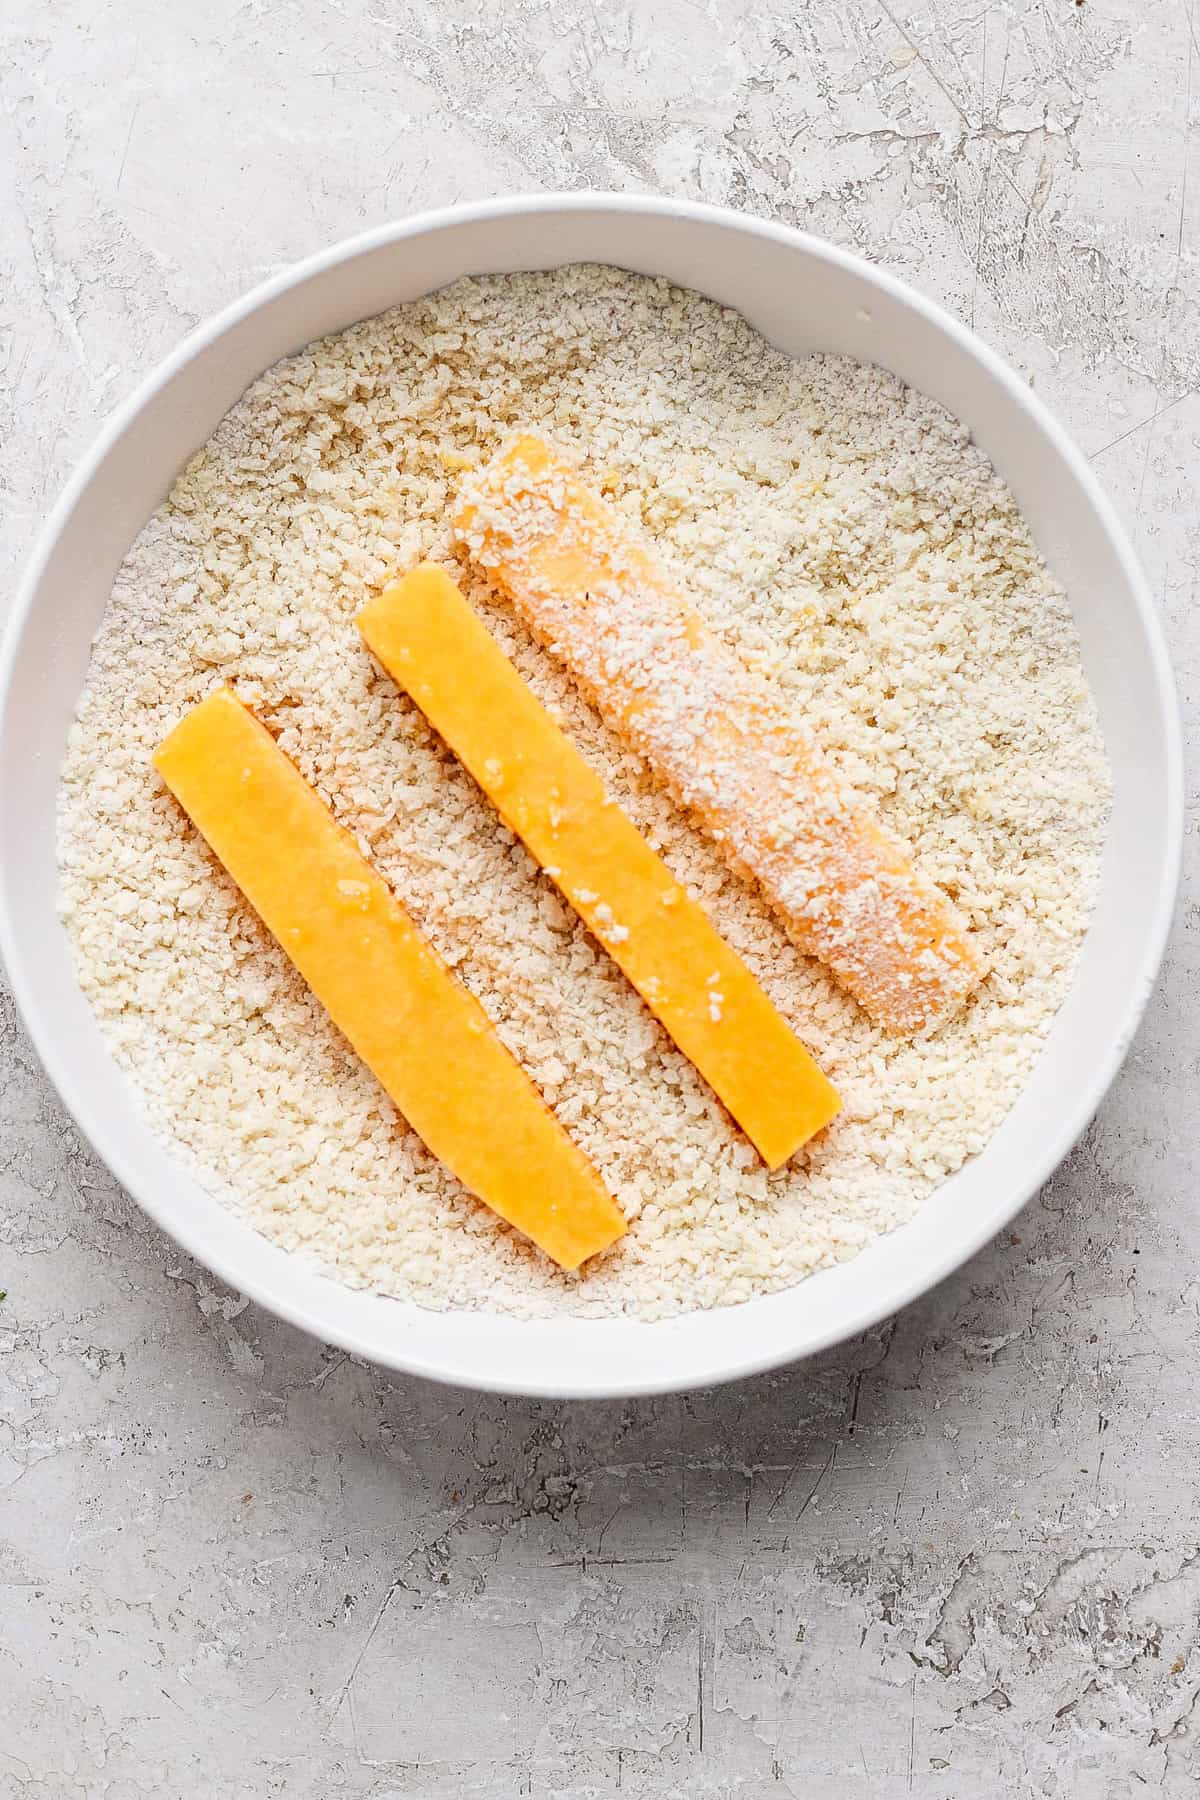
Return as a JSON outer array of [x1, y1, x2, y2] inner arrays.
[[56, 266, 1111, 1320]]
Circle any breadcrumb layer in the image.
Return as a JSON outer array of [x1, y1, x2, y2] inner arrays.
[[56, 266, 1111, 1320]]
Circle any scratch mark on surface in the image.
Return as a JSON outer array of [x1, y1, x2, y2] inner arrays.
[[971, 10, 992, 330], [697, 1620, 706, 1752], [326, 1576, 402, 1725], [595, 1502, 621, 1556], [767, 1449, 804, 1518], [796, 1444, 837, 1522], [1135, 0, 1195, 524], [876, 0, 975, 131], [1089, 389, 1195, 459], [116, 104, 141, 191], [308, 1352, 349, 1388]]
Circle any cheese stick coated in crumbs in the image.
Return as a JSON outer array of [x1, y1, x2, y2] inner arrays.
[[455, 434, 985, 1036]]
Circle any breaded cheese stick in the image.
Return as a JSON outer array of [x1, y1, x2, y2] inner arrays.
[[455, 435, 984, 1035]]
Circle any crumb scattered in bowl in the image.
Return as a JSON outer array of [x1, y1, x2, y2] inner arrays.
[[56, 264, 1111, 1320]]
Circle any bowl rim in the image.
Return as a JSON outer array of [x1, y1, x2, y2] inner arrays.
[[0, 191, 1184, 1397]]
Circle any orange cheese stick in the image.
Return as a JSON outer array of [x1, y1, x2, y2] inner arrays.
[[153, 688, 625, 1271], [358, 565, 840, 1169], [455, 435, 984, 1036]]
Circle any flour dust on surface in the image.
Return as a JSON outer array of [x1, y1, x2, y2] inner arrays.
[[57, 266, 1111, 1319]]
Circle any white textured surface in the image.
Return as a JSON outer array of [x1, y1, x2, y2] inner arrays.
[[1, 2, 1197, 1794]]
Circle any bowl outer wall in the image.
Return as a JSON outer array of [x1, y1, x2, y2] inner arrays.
[[0, 194, 1183, 1397]]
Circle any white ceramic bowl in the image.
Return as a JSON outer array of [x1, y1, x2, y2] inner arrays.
[[0, 195, 1182, 1397]]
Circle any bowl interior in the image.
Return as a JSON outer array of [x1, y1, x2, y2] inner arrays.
[[0, 198, 1179, 1396]]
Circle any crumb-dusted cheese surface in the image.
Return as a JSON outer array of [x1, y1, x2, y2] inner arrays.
[[56, 265, 1111, 1320], [456, 433, 985, 1036]]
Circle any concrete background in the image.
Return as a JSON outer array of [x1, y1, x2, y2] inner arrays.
[[1, 1, 1197, 1793]]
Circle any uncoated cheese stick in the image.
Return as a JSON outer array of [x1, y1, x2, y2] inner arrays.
[[153, 688, 626, 1272], [358, 564, 840, 1170], [455, 435, 985, 1036]]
